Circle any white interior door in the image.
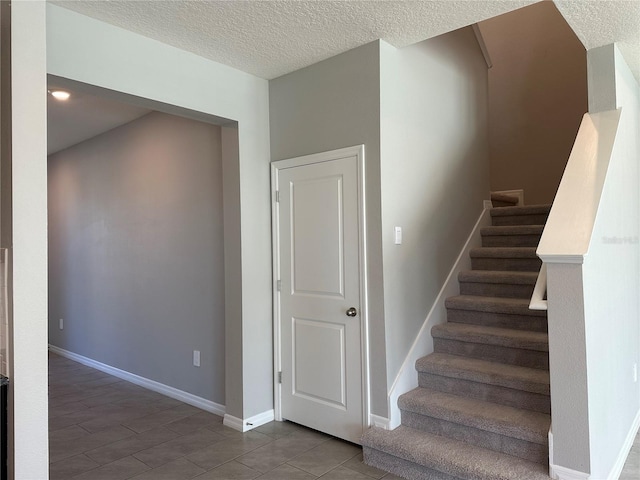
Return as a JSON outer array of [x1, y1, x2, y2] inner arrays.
[[274, 146, 366, 444]]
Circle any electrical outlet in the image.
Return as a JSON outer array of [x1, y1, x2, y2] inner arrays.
[[59, 318, 64, 330], [193, 350, 201, 367], [634, 363, 637, 383]]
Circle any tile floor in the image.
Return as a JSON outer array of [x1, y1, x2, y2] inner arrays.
[[49, 352, 401, 480], [50, 352, 640, 480]]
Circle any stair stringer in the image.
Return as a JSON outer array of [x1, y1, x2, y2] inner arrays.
[[382, 204, 492, 430]]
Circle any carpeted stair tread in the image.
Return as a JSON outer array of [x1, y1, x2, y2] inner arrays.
[[481, 225, 544, 236], [469, 247, 538, 259], [458, 270, 538, 285], [416, 353, 550, 395], [445, 295, 546, 317], [489, 204, 551, 217], [362, 426, 551, 480], [432, 323, 548, 352], [399, 388, 550, 444]]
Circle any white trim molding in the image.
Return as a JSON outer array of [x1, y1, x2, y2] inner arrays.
[[550, 464, 590, 480], [48, 345, 225, 416], [369, 414, 391, 430], [606, 409, 640, 480], [223, 409, 275, 433], [386, 204, 492, 428]]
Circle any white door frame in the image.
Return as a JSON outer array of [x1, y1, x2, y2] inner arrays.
[[271, 144, 369, 434]]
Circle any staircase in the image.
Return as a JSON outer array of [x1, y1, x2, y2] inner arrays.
[[362, 204, 552, 480]]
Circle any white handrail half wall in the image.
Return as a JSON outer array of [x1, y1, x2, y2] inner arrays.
[[536, 109, 621, 264], [529, 263, 547, 311]]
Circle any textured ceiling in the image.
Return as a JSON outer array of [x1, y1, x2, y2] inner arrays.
[[53, 0, 544, 80], [51, 1, 640, 81], [555, 0, 640, 81]]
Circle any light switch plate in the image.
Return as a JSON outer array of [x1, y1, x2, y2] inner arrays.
[[394, 226, 402, 245]]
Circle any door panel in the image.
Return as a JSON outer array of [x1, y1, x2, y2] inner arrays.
[[290, 175, 344, 297], [276, 152, 363, 444], [292, 317, 346, 407]]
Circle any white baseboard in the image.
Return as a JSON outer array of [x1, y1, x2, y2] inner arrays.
[[370, 414, 391, 430], [224, 409, 275, 432], [606, 408, 640, 480], [549, 408, 640, 480], [550, 464, 590, 480], [48, 344, 225, 416], [386, 204, 492, 428]]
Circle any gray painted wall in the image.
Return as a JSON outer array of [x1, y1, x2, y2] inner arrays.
[[269, 41, 388, 417], [270, 31, 489, 418], [47, 4, 272, 422], [379, 28, 489, 391], [48, 111, 226, 404], [478, 1, 587, 205]]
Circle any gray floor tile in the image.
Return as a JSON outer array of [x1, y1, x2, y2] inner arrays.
[[187, 441, 251, 470], [288, 438, 361, 476], [133, 427, 226, 468], [253, 463, 317, 480], [253, 421, 308, 439], [319, 465, 378, 479], [123, 404, 202, 433], [165, 411, 225, 435], [236, 435, 320, 473], [49, 353, 382, 480], [49, 425, 90, 443], [194, 460, 262, 479], [49, 454, 100, 480], [128, 457, 206, 480], [342, 454, 387, 479], [71, 456, 151, 480], [49, 425, 136, 463], [84, 427, 179, 464]]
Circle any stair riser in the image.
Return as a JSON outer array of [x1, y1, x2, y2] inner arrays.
[[446, 309, 547, 332], [491, 214, 549, 226], [471, 257, 542, 272], [418, 373, 551, 414], [363, 447, 459, 480], [400, 410, 548, 465], [459, 281, 535, 299], [482, 235, 542, 247], [433, 339, 549, 370]]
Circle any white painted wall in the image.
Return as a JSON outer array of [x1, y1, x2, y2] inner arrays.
[[48, 112, 226, 404], [46, 4, 272, 421], [540, 44, 640, 479], [10, 2, 49, 478], [379, 28, 490, 393], [582, 45, 640, 480]]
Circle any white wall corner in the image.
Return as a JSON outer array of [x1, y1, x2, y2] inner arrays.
[[550, 464, 590, 480], [223, 409, 275, 433], [369, 414, 391, 430], [386, 206, 491, 427], [48, 345, 226, 417], [472, 24, 493, 69], [606, 409, 640, 480]]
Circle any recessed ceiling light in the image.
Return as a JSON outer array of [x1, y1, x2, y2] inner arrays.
[[50, 90, 70, 101]]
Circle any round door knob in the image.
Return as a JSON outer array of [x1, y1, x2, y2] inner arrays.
[[346, 307, 357, 317]]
